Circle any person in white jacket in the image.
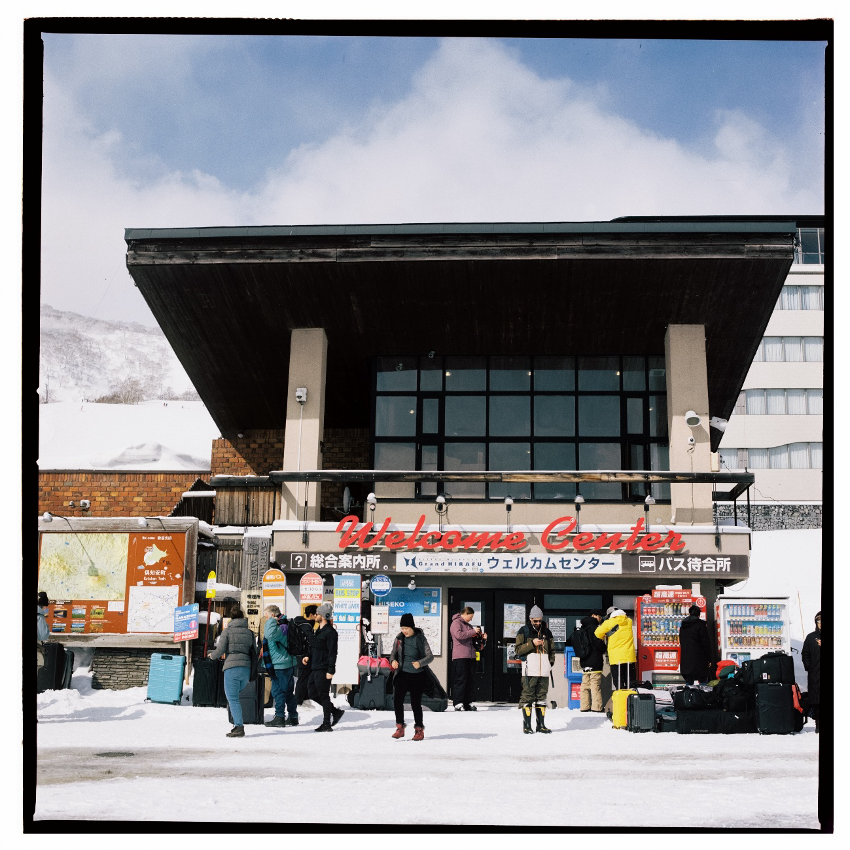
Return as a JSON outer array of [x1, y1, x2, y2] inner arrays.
[[514, 605, 556, 734]]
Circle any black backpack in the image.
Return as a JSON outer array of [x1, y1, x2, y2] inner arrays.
[[281, 617, 308, 658], [570, 625, 593, 659]]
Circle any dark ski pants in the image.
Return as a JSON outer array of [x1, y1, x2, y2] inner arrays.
[[519, 675, 549, 707], [295, 664, 312, 704], [451, 658, 476, 706], [393, 671, 425, 726], [611, 662, 637, 690], [268, 666, 298, 721], [307, 670, 334, 723]]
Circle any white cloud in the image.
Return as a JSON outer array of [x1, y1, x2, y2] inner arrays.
[[40, 36, 823, 324]]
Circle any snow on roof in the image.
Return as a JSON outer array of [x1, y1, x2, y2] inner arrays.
[[39, 400, 220, 471]]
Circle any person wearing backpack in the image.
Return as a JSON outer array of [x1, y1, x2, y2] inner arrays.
[[261, 605, 299, 728], [594, 608, 636, 690], [515, 605, 556, 734], [568, 613, 607, 712], [291, 604, 318, 708], [308, 603, 345, 732]]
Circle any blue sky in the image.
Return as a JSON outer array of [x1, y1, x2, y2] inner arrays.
[[38, 33, 826, 325]]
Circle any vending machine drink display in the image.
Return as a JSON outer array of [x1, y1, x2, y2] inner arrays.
[[635, 589, 706, 685], [715, 596, 791, 665]]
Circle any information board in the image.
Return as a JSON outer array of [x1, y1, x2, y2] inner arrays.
[[173, 603, 199, 642], [332, 574, 361, 686], [379, 587, 442, 656], [39, 531, 187, 635]]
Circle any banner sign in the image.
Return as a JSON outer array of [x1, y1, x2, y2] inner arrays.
[[396, 552, 622, 574], [627, 554, 748, 579], [173, 603, 199, 642], [332, 574, 361, 685], [379, 587, 442, 656], [283, 551, 394, 571]]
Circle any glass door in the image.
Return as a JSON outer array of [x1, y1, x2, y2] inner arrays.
[[447, 589, 494, 703], [493, 589, 541, 702]]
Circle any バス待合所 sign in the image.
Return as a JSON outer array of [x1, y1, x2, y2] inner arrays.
[[625, 553, 748, 579]]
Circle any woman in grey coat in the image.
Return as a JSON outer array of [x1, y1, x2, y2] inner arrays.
[[209, 609, 257, 738]]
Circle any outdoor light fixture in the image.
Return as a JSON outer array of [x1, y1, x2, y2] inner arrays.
[[366, 492, 377, 522], [408, 577, 417, 591], [685, 410, 702, 428], [644, 494, 656, 530], [138, 517, 149, 527], [574, 494, 584, 533], [42, 512, 52, 522], [435, 494, 447, 532], [504, 496, 513, 532]]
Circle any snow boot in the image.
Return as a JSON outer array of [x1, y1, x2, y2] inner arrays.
[[264, 715, 286, 727], [522, 706, 534, 734], [314, 721, 333, 732], [535, 705, 552, 733], [392, 723, 406, 739], [285, 717, 299, 726], [226, 725, 244, 738], [412, 725, 425, 741], [331, 707, 345, 727]]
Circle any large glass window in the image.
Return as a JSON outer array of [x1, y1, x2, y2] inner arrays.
[[794, 228, 825, 264], [373, 354, 668, 501]]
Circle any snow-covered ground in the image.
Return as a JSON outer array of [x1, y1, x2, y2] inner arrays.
[[34, 666, 821, 828], [38, 400, 219, 470]]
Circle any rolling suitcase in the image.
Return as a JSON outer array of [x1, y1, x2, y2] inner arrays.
[[227, 676, 263, 725], [676, 709, 724, 734], [354, 669, 391, 710], [37, 642, 67, 693], [61, 649, 75, 690], [755, 682, 796, 734], [192, 658, 227, 707], [627, 692, 655, 732], [147, 653, 186, 705], [611, 688, 636, 729]]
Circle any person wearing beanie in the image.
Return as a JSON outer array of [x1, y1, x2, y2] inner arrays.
[[308, 603, 345, 732], [389, 613, 434, 740], [450, 606, 487, 711], [802, 611, 821, 732], [291, 604, 319, 708], [678, 604, 711, 685], [209, 608, 258, 738], [515, 605, 555, 733], [595, 608, 637, 690]]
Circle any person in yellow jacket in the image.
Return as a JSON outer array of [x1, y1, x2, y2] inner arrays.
[[594, 607, 636, 691]]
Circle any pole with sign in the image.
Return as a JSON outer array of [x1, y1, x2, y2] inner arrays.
[[262, 567, 287, 614], [204, 572, 216, 658], [299, 572, 324, 611]]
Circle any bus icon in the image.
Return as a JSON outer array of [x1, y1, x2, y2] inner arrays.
[[638, 556, 656, 572]]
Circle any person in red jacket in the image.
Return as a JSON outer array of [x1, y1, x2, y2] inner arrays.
[[450, 607, 487, 711]]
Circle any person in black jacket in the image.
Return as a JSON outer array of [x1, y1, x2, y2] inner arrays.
[[308, 603, 345, 732], [679, 605, 711, 684], [568, 613, 607, 712], [389, 613, 435, 741], [291, 604, 318, 710], [802, 611, 821, 733]]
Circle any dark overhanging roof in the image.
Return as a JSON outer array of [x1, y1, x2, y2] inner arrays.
[[125, 219, 796, 450]]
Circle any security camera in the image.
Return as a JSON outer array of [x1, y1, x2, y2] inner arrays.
[[80, 499, 91, 509], [687, 436, 696, 446], [295, 387, 307, 404]]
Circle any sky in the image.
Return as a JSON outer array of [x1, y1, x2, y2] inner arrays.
[[34, 27, 827, 327]]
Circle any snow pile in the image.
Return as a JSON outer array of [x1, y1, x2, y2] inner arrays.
[[34, 666, 821, 828], [38, 400, 219, 470]]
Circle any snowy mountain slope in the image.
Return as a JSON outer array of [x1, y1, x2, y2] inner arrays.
[[38, 401, 219, 470], [39, 303, 197, 404]]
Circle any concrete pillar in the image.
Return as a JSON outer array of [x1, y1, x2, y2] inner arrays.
[[664, 324, 713, 525], [281, 329, 327, 521]]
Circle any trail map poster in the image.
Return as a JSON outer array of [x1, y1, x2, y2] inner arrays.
[[38, 532, 187, 634]]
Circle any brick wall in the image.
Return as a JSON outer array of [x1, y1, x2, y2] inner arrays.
[[91, 648, 163, 690], [39, 471, 209, 517], [321, 427, 370, 521], [210, 429, 286, 476]]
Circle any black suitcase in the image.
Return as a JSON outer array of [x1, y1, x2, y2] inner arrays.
[[755, 682, 796, 734], [739, 652, 795, 687], [354, 670, 391, 710], [720, 710, 758, 734], [37, 642, 67, 693], [227, 676, 263, 725], [192, 658, 227, 707], [676, 709, 724, 734], [627, 692, 656, 732], [61, 649, 75, 690]]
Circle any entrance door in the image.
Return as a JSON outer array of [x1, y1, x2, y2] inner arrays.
[[493, 589, 542, 703], [447, 589, 494, 703]]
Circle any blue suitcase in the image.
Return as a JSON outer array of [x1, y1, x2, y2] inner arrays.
[[147, 653, 186, 705]]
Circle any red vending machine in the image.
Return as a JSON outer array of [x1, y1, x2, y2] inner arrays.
[[635, 589, 707, 686]]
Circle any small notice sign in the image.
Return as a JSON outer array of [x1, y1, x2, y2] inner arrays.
[[205, 571, 217, 599], [173, 603, 199, 642], [299, 572, 324, 604]]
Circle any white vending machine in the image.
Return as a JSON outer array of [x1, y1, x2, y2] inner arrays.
[[715, 596, 791, 665]]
